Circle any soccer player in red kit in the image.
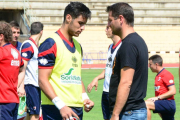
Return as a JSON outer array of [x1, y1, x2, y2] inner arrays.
[[146, 55, 176, 120], [0, 21, 24, 120]]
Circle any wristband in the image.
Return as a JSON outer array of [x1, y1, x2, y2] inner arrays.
[[52, 97, 65, 110], [82, 93, 89, 101], [157, 96, 161, 100]]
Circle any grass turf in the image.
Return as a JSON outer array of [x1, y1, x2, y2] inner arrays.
[[82, 68, 179, 120]]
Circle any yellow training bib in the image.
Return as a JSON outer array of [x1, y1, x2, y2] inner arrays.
[[41, 33, 83, 107]]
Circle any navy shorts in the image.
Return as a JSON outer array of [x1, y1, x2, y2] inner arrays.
[[101, 91, 110, 119], [42, 105, 83, 120], [154, 100, 176, 120], [25, 84, 41, 115], [0, 103, 18, 120]]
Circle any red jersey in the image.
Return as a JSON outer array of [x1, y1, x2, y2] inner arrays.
[[155, 68, 175, 100], [0, 43, 24, 103]]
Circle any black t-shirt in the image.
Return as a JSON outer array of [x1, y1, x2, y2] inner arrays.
[[109, 32, 148, 113]]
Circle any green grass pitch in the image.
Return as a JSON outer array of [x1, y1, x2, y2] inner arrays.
[[82, 68, 180, 120]]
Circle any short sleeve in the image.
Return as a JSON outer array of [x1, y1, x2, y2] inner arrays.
[[163, 74, 174, 87], [120, 42, 138, 69], [38, 38, 57, 69], [21, 42, 34, 61]]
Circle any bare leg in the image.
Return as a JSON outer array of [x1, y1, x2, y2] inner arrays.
[[23, 113, 29, 120], [145, 100, 156, 120], [23, 113, 39, 120], [30, 114, 39, 120], [147, 106, 151, 120]]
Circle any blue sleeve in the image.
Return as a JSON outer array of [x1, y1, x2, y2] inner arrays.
[[38, 38, 57, 68], [21, 42, 34, 61]]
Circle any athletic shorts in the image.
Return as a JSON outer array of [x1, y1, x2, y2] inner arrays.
[[101, 91, 110, 119], [0, 103, 18, 120], [25, 84, 41, 115], [154, 100, 176, 120], [42, 105, 83, 120]]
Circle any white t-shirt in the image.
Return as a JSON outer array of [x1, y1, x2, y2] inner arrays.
[[103, 42, 122, 92]]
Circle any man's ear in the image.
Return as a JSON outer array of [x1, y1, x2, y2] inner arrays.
[[65, 14, 72, 24], [0, 34, 4, 46], [155, 63, 159, 66], [0, 34, 4, 41], [40, 30, 43, 34], [119, 15, 124, 24]]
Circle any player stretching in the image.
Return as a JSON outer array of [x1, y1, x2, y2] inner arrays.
[[146, 55, 176, 120]]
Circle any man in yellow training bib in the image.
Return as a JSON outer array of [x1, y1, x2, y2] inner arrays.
[[38, 2, 94, 120]]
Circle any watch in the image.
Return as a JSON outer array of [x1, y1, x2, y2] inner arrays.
[[157, 96, 161, 100]]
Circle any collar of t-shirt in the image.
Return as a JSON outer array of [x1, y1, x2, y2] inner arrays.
[[29, 37, 38, 48], [56, 29, 74, 48], [2, 43, 11, 47], [156, 68, 165, 76], [112, 39, 122, 49], [122, 32, 136, 41]]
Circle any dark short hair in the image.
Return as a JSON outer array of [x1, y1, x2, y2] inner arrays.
[[63, 2, 91, 22], [30, 22, 44, 35], [9, 21, 20, 29], [149, 55, 163, 66], [106, 2, 134, 27], [0, 21, 13, 43]]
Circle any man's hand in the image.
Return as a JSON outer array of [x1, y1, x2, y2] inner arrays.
[[87, 77, 98, 93], [84, 99, 94, 112], [17, 85, 26, 97], [110, 114, 119, 120], [60, 106, 79, 120], [147, 97, 158, 102]]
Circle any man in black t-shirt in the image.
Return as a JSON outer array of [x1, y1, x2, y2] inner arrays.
[[106, 3, 148, 120]]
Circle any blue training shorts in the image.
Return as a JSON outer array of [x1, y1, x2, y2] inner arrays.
[[25, 84, 41, 115], [101, 91, 110, 119], [0, 103, 18, 120], [154, 100, 176, 120], [42, 105, 83, 120]]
